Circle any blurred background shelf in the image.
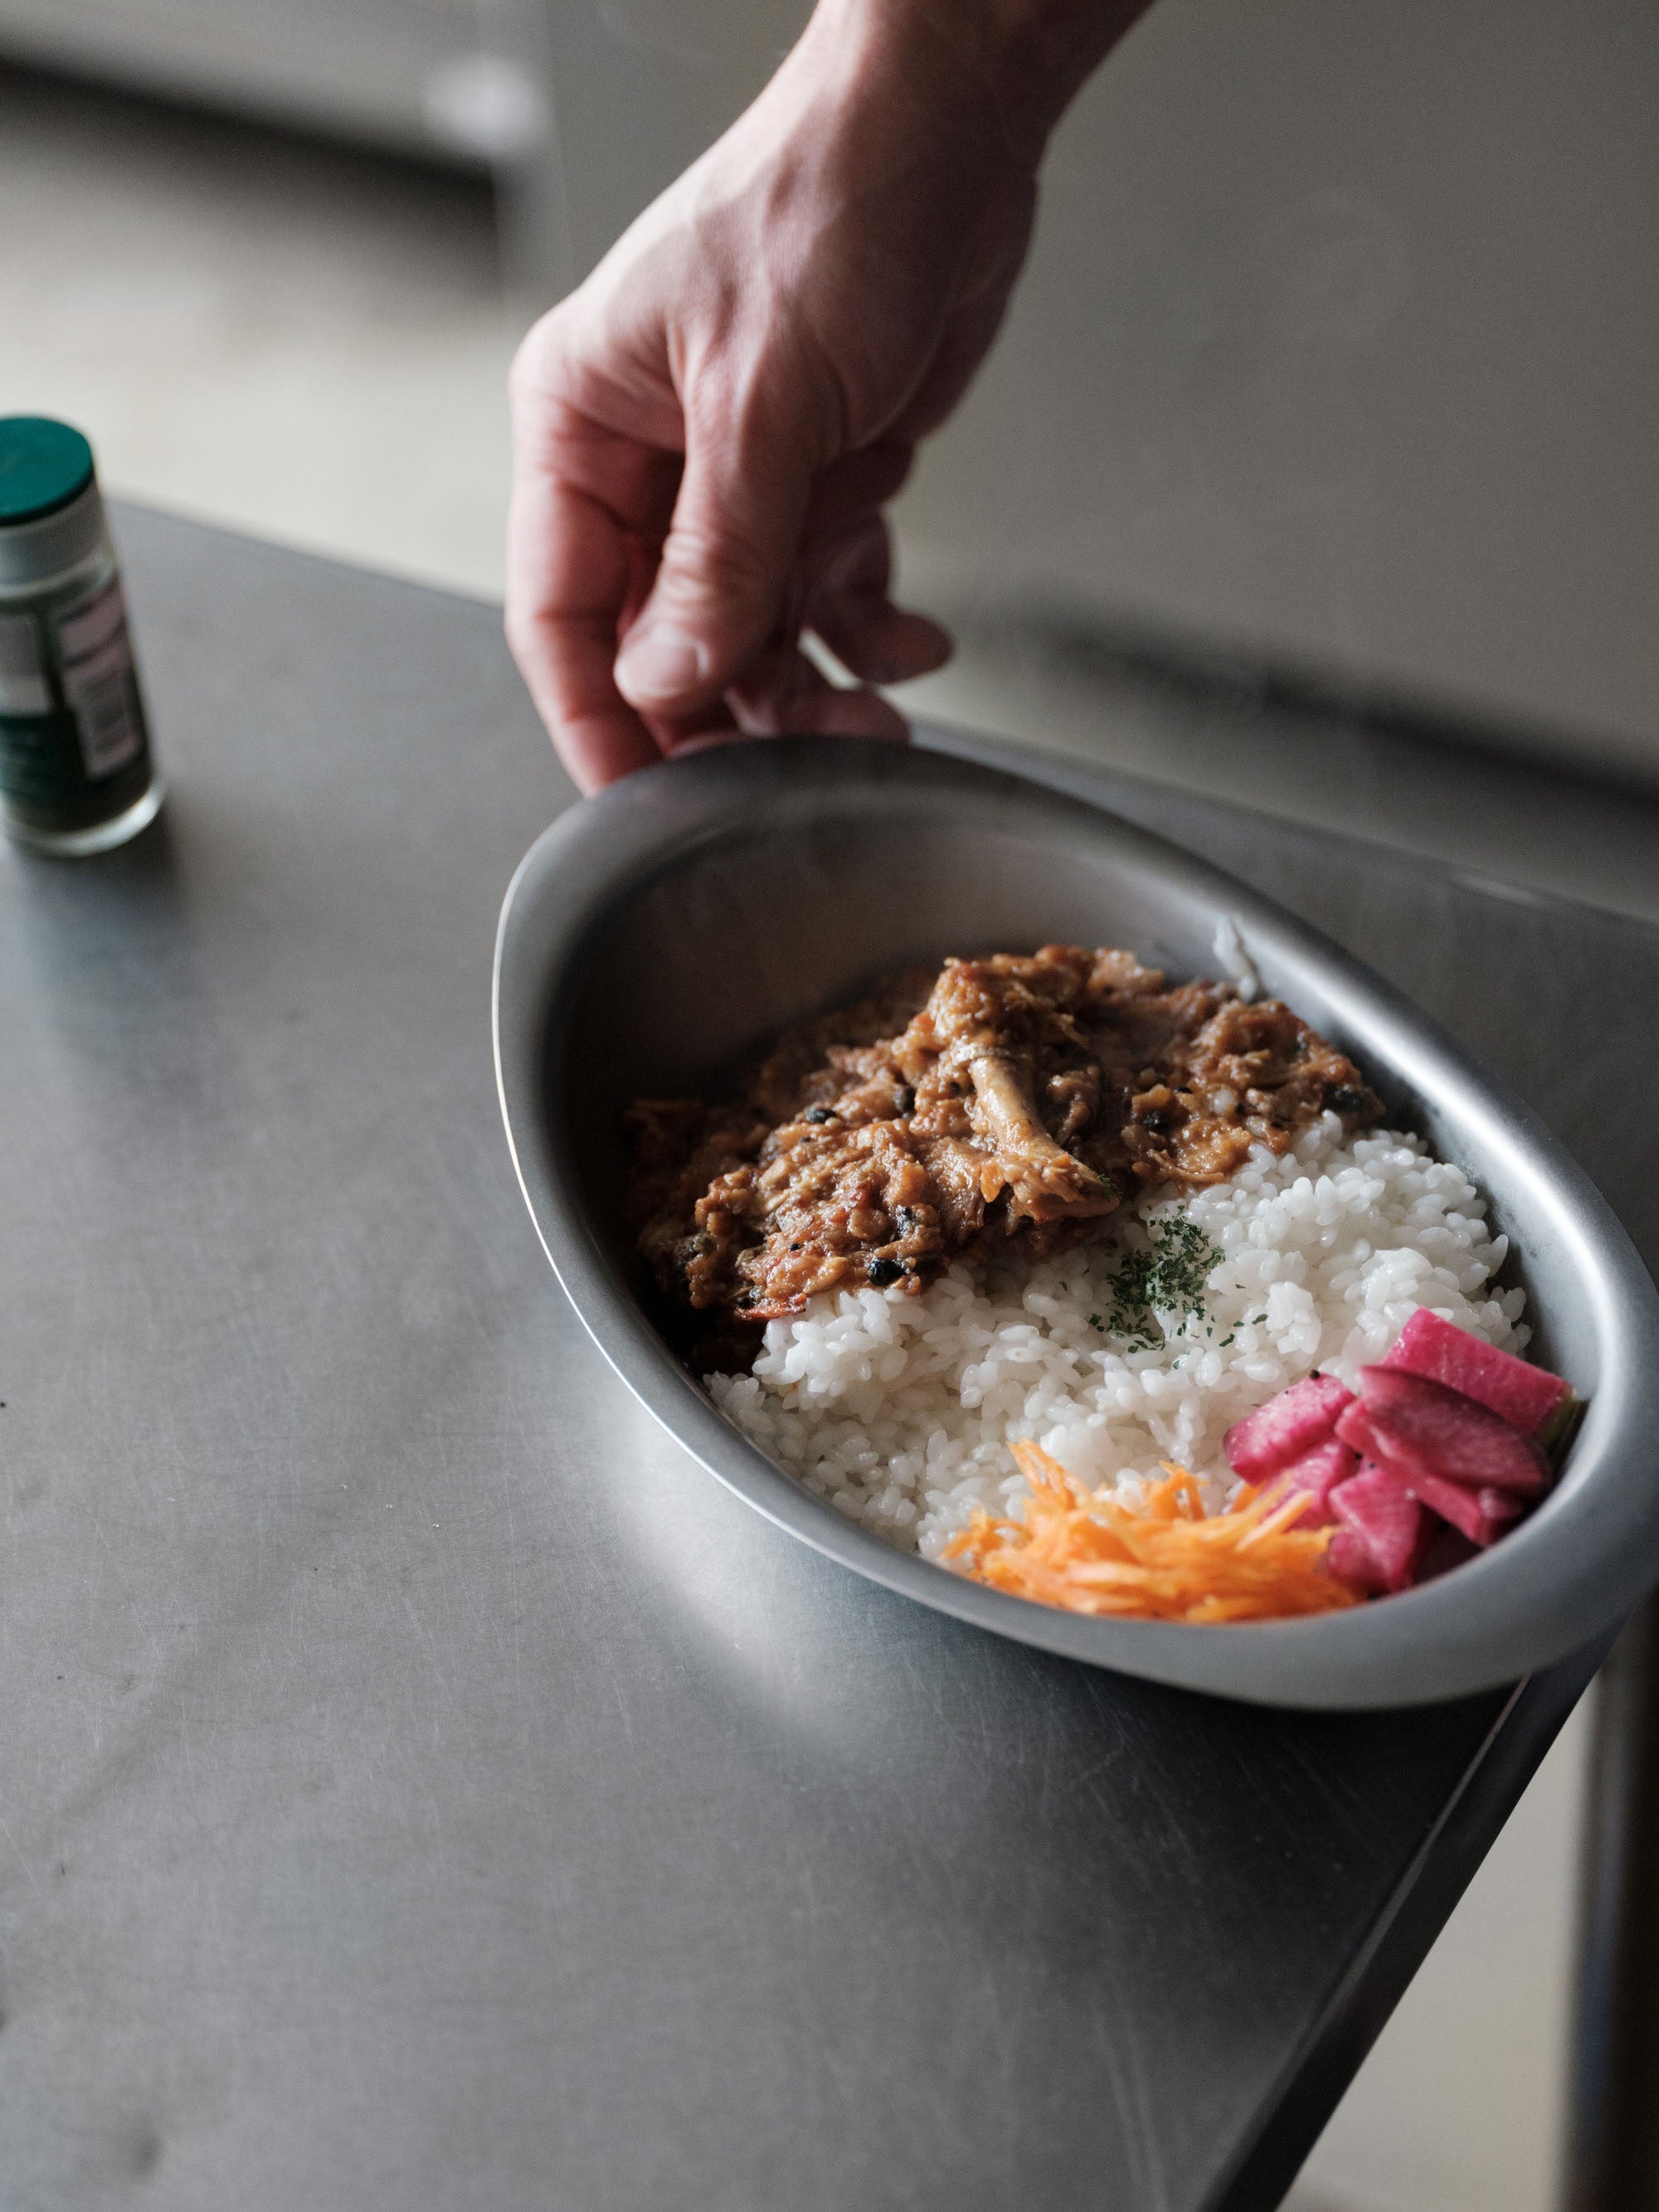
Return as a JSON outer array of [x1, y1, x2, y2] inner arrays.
[[0, 0, 506, 158]]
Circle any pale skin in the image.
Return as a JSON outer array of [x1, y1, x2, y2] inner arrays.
[[505, 0, 1153, 794]]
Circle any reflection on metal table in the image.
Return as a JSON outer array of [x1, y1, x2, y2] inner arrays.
[[1, 508, 1654, 2212]]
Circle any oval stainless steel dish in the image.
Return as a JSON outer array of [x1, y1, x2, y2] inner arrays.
[[494, 737, 1659, 1709]]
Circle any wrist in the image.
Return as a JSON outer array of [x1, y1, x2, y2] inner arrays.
[[805, 0, 1145, 160]]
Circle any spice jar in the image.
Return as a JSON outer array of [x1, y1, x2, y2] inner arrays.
[[0, 416, 162, 855]]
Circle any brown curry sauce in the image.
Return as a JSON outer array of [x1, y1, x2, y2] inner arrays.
[[626, 945, 1380, 1326]]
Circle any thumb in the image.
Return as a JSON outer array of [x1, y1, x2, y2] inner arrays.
[[614, 401, 816, 715]]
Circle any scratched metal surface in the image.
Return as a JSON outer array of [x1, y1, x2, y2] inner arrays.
[[0, 508, 1648, 2212]]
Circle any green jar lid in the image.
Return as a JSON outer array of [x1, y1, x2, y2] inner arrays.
[[0, 416, 96, 527]]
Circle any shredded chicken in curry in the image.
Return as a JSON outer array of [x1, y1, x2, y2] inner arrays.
[[626, 945, 1380, 1325]]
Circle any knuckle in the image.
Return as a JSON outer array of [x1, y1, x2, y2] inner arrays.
[[508, 299, 586, 414], [659, 526, 777, 620]]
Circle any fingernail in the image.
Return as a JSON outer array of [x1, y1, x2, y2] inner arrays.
[[615, 625, 706, 704]]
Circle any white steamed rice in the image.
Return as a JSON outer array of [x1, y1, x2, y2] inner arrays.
[[707, 1112, 1526, 1560]]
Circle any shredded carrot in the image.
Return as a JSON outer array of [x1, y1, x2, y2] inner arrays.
[[941, 1441, 1360, 1624]]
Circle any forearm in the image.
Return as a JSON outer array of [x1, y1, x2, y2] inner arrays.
[[802, 0, 1154, 163]]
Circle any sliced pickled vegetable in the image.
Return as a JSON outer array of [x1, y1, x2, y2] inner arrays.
[[1383, 1309, 1570, 1438]]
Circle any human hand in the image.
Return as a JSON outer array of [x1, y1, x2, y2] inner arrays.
[[507, 0, 1147, 793]]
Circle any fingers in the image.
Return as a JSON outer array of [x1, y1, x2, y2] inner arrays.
[[614, 385, 821, 720], [722, 641, 908, 743], [799, 468, 951, 685], [806, 506, 951, 683], [507, 358, 940, 787], [504, 399, 668, 794], [815, 600, 952, 687], [786, 681, 909, 741]]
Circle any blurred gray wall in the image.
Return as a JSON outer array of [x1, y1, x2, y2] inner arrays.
[[903, 0, 1659, 780], [533, 0, 1658, 781]]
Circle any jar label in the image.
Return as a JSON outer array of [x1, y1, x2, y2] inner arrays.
[[56, 581, 144, 780], [0, 580, 152, 824]]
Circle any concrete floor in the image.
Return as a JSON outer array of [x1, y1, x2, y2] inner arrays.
[[0, 59, 1612, 2212]]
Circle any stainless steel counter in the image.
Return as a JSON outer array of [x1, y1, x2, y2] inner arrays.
[[0, 507, 1652, 2212]]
